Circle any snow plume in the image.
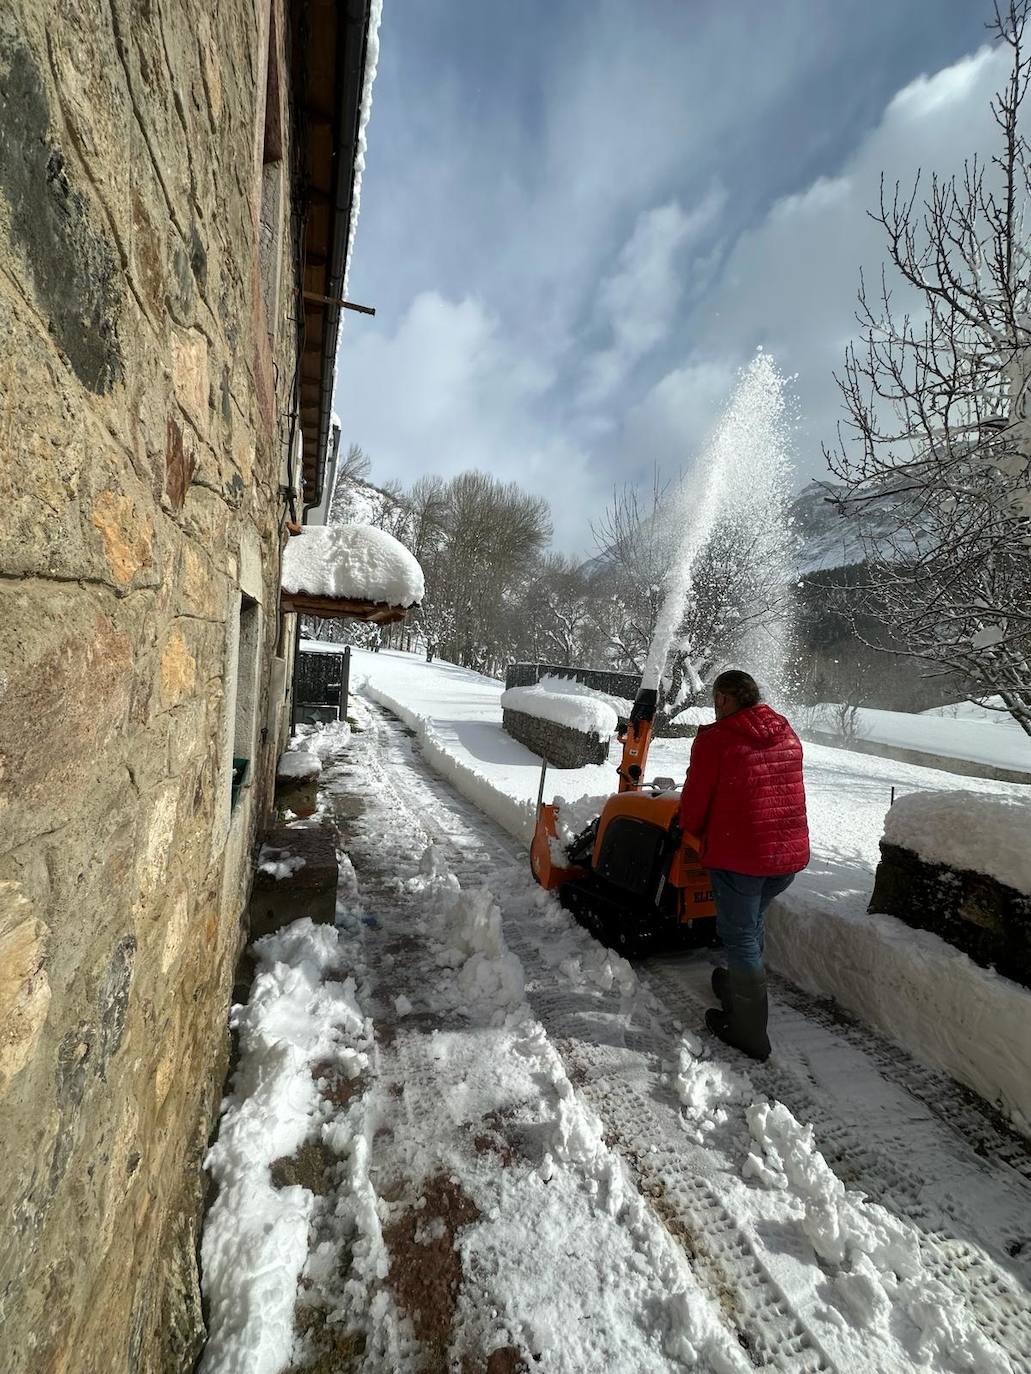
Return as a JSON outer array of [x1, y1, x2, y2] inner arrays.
[[642, 351, 797, 703]]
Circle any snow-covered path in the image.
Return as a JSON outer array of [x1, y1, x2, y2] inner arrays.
[[374, 699, 1031, 1367], [203, 696, 1031, 1373]]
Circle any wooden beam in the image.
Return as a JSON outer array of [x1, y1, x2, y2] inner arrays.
[[280, 591, 411, 625], [302, 290, 376, 316]]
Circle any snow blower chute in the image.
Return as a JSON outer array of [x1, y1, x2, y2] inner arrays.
[[530, 687, 716, 954]]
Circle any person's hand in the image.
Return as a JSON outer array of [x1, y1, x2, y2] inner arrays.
[[668, 818, 683, 847]]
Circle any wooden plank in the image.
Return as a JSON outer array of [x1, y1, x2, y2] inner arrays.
[[280, 591, 411, 625]]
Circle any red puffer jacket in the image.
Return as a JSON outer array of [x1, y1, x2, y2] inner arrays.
[[677, 704, 809, 876]]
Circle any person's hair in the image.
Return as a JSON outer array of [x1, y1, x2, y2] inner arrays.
[[712, 670, 761, 710]]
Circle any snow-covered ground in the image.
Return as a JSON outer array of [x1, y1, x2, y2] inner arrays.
[[804, 702, 1031, 774], [200, 694, 1031, 1374], [354, 650, 1031, 1132]]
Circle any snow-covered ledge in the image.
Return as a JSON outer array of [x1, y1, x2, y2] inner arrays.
[[281, 524, 423, 623], [501, 680, 618, 769], [500, 680, 619, 737]]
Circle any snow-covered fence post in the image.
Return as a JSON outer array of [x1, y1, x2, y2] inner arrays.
[[339, 646, 351, 720]]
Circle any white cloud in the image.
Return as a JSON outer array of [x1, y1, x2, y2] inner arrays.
[[620, 360, 737, 477], [335, 291, 601, 550], [338, 9, 1002, 554], [633, 44, 1009, 483], [580, 191, 725, 405]]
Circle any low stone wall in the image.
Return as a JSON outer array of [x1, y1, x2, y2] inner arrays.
[[502, 709, 610, 768], [800, 729, 1031, 786], [870, 841, 1031, 989], [505, 662, 640, 700]]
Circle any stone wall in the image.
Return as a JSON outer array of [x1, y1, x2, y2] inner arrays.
[[0, 3, 300, 1370], [505, 661, 641, 701], [870, 842, 1031, 989], [502, 709, 611, 769]]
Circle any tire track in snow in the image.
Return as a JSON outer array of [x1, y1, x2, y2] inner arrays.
[[365, 702, 1031, 1371], [368, 709, 836, 1369]]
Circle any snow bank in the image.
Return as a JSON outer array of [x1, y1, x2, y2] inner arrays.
[[500, 682, 618, 737], [883, 789, 1031, 894], [538, 673, 633, 717], [922, 695, 1012, 723], [200, 921, 369, 1374], [277, 749, 321, 781], [805, 702, 1031, 772], [407, 846, 526, 1024], [765, 894, 1031, 1136], [282, 524, 424, 607], [293, 717, 352, 762]]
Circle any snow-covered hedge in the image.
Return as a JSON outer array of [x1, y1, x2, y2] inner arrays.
[[500, 681, 618, 738], [281, 523, 424, 607], [883, 790, 1031, 895]]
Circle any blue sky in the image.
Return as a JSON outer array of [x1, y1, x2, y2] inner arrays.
[[335, 1, 1002, 551]]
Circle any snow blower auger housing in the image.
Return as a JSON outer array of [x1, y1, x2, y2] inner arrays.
[[530, 688, 716, 954]]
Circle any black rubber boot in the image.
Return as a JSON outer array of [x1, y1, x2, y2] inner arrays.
[[705, 968, 770, 1061], [711, 966, 731, 1010]]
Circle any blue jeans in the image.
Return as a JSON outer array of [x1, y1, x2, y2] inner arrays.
[[709, 869, 796, 973]]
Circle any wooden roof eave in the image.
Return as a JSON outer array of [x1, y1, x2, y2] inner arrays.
[[280, 590, 414, 625]]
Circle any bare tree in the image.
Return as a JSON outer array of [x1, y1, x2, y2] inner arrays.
[[827, 0, 1031, 736], [339, 442, 372, 483], [532, 554, 597, 666]]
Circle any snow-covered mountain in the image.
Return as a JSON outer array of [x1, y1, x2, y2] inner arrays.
[[790, 478, 913, 576]]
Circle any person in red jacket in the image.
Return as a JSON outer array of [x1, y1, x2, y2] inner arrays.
[[677, 669, 809, 1060]]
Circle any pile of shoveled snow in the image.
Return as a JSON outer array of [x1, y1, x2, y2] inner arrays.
[[883, 789, 1031, 894], [743, 1101, 1012, 1371], [500, 682, 618, 737], [282, 524, 424, 607], [276, 749, 321, 781], [200, 921, 370, 1374]]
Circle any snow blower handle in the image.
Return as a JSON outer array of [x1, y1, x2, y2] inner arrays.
[[536, 756, 548, 813]]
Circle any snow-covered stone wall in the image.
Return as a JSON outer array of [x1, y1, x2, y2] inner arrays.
[[0, 5, 306, 1369], [501, 707, 613, 769], [870, 792, 1031, 989]]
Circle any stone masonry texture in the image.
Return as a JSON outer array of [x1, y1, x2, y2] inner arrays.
[[0, 3, 301, 1370], [502, 709, 611, 769]]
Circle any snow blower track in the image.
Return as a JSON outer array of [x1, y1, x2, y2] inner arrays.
[[365, 702, 1031, 1371]]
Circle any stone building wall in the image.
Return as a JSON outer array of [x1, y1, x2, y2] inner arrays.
[[0, 3, 302, 1369]]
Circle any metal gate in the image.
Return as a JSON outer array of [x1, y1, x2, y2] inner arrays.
[[293, 647, 351, 726]]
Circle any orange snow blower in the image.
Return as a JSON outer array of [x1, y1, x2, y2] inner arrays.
[[530, 687, 716, 955]]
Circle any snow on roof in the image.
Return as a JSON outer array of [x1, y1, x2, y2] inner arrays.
[[282, 524, 424, 608], [501, 682, 618, 738], [883, 790, 1031, 895], [343, 0, 383, 294]]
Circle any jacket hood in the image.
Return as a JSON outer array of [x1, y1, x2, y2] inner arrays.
[[720, 702, 791, 747]]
